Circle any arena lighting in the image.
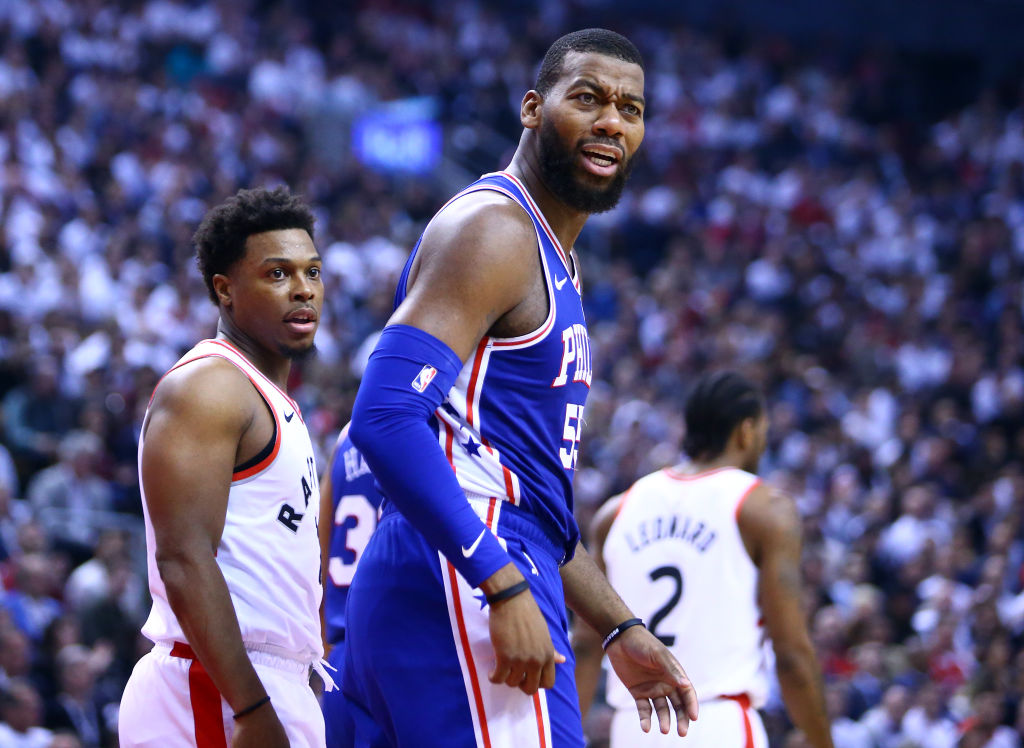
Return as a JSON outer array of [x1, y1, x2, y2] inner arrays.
[[352, 96, 443, 174]]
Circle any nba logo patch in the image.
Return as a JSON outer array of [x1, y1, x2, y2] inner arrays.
[[411, 365, 437, 392]]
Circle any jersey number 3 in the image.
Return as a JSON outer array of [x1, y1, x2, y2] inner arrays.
[[328, 494, 378, 587]]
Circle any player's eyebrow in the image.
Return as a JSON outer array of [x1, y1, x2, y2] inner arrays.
[[260, 255, 322, 265], [568, 77, 646, 107]]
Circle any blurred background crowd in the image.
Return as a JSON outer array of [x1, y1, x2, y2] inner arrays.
[[0, 0, 1021, 746]]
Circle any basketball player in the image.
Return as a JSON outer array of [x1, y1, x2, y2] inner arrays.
[[119, 187, 331, 748], [343, 28, 698, 748], [574, 371, 833, 748], [317, 424, 382, 744]]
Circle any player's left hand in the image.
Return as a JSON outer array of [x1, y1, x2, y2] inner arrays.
[[605, 626, 699, 737]]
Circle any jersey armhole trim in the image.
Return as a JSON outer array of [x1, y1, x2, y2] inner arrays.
[[733, 478, 763, 523], [232, 375, 282, 482], [232, 396, 278, 476], [417, 179, 558, 349], [151, 350, 284, 482]]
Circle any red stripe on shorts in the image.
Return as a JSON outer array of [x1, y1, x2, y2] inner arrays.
[[532, 692, 547, 747], [723, 693, 754, 748], [171, 642, 227, 748], [447, 562, 492, 747]]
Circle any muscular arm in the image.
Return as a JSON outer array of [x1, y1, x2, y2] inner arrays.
[[571, 495, 621, 719], [143, 360, 286, 744], [739, 486, 833, 748]]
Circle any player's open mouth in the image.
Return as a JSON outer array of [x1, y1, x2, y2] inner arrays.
[[284, 308, 317, 334], [580, 146, 621, 177]]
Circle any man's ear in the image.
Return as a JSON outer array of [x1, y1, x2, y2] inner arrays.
[[735, 417, 756, 451], [521, 90, 543, 130], [212, 274, 231, 308]]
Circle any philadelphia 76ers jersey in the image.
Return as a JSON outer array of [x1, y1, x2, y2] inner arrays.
[[394, 171, 591, 560], [323, 431, 382, 644]]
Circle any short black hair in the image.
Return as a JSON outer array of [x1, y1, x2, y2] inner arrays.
[[194, 186, 315, 304], [683, 371, 765, 461], [535, 28, 644, 95]]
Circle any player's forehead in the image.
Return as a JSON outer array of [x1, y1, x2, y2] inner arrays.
[[552, 50, 645, 98], [241, 228, 318, 264]]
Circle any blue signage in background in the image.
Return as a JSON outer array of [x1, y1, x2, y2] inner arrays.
[[352, 97, 442, 174]]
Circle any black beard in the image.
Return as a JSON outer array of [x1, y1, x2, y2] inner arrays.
[[282, 343, 317, 362], [537, 119, 632, 214]]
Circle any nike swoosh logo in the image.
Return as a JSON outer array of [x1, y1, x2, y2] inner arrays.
[[284, 411, 295, 422], [554, 276, 568, 290], [462, 529, 487, 558]]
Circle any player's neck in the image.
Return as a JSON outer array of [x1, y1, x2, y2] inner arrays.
[[505, 156, 588, 253], [215, 319, 291, 389], [677, 452, 745, 476]]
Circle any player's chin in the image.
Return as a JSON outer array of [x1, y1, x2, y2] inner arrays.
[[281, 341, 317, 361]]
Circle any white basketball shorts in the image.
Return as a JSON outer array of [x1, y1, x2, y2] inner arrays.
[[119, 641, 325, 748]]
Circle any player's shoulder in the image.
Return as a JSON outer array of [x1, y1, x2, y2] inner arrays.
[[150, 355, 260, 425], [423, 188, 537, 261], [737, 482, 801, 543]]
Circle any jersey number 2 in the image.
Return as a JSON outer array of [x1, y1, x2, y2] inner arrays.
[[328, 494, 377, 587], [648, 565, 683, 646]]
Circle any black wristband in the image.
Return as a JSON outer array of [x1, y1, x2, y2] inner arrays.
[[485, 579, 530, 606], [602, 618, 645, 650], [232, 695, 271, 721]]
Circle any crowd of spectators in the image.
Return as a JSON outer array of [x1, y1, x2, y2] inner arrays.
[[0, 0, 1020, 746]]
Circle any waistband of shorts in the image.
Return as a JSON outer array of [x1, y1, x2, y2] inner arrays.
[[381, 495, 569, 565], [708, 693, 752, 709], [487, 498, 569, 565], [616, 692, 752, 714], [154, 641, 311, 678]]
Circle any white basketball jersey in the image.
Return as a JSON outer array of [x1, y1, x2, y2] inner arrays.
[[603, 467, 768, 709], [139, 339, 323, 664]]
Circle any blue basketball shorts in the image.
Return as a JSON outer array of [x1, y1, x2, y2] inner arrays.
[[323, 640, 354, 747], [341, 497, 584, 748]]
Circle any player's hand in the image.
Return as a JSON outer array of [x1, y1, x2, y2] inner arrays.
[[487, 587, 566, 695], [231, 702, 289, 748], [606, 626, 699, 737]]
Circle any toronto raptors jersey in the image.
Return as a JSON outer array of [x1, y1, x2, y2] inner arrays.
[[603, 466, 768, 709], [139, 338, 323, 663], [393, 171, 590, 560]]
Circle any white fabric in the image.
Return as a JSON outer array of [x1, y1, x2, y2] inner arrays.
[[610, 697, 768, 748], [437, 497, 554, 748], [119, 644, 325, 747], [603, 467, 768, 710], [138, 339, 324, 664]]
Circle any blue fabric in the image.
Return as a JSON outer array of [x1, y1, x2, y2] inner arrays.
[[323, 641, 355, 747], [349, 324, 512, 587], [323, 434, 382, 645], [342, 510, 585, 747], [392, 172, 587, 562], [321, 434, 383, 747]]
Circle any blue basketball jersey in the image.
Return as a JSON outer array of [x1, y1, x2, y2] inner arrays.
[[323, 432, 383, 644], [394, 171, 591, 560]]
